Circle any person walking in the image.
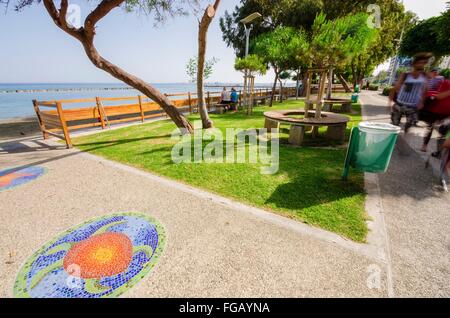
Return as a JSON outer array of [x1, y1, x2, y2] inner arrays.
[[389, 53, 431, 133], [420, 75, 450, 152], [428, 68, 445, 92]]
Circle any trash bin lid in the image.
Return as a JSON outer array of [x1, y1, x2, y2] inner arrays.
[[359, 122, 401, 134]]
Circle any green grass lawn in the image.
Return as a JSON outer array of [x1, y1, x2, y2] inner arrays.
[[72, 99, 368, 242]]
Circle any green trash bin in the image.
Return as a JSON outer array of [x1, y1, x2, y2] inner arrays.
[[342, 122, 401, 180], [351, 93, 359, 103], [354, 84, 361, 93]]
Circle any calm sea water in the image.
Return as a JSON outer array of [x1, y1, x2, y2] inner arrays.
[[0, 82, 276, 120]]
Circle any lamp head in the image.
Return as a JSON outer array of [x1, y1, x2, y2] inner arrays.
[[240, 12, 262, 25]]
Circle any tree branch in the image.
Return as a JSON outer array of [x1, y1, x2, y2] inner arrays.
[[42, 0, 83, 40], [59, 0, 69, 27], [84, 0, 125, 36], [212, 0, 221, 12]]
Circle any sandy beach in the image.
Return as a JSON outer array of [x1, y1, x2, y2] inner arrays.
[[0, 116, 41, 141]]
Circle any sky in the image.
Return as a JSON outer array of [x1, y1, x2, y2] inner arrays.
[[0, 0, 448, 84]]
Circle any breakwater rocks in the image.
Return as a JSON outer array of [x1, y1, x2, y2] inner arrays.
[[0, 87, 135, 94]]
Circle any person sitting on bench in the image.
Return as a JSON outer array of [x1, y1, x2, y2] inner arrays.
[[230, 88, 239, 111], [220, 87, 231, 110]]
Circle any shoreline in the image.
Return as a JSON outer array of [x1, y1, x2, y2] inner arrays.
[[0, 87, 135, 94], [0, 116, 41, 141]]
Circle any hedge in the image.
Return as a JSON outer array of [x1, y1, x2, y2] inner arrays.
[[382, 87, 393, 96]]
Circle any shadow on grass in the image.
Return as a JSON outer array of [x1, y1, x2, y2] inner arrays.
[[74, 134, 172, 148], [265, 147, 365, 210]]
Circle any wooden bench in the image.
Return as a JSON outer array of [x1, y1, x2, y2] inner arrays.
[[264, 110, 350, 146], [213, 102, 239, 114], [322, 98, 353, 113], [252, 96, 267, 106], [213, 103, 230, 114]]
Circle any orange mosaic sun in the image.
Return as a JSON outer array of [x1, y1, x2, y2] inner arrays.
[[63, 232, 133, 279]]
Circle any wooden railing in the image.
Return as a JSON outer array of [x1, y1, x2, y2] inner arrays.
[[33, 87, 298, 149]]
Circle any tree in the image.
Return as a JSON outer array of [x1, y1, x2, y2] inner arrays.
[[324, 0, 417, 86], [11, 0, 194, 133], [186, 57, 218, 82], [253, 26, 309, 106], [234, 54, 266, 114], [400, 9, 450, 64], [196, 0, 221, 129], [220, 0, 407, 95]]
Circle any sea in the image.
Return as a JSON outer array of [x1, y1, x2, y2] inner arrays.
[[0, 83, 281, 120]]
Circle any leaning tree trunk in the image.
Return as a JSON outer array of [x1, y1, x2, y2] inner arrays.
[[42, 0, 193, 133], [269, 69, 279, 107], [336, 73, 352, 93], [197, 0, 221, 129]]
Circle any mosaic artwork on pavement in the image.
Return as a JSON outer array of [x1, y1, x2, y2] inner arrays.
[[0, 166, 46, 192], [14, 213, 165, 298]]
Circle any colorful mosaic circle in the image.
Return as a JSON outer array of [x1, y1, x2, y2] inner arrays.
[[14, 213, 165, 298], [0, 166, 46, 192]]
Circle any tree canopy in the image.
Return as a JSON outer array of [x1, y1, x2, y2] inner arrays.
[[309, 12, 377, 69], [220, 0, 321, 58], [253, 26, 309, 73], [400, 8, 450, 62], [234, 54, 267, 76], [186, 57, 218, 82]]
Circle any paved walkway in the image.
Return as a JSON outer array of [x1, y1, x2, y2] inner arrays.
[[0, 91, 448, 297], [360, 91, 450, 297]]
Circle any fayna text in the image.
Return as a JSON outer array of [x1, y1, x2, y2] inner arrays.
[[179, 302, 270, 315]]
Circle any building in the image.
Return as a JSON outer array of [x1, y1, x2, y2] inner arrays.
[[439, 56, 450, 69]]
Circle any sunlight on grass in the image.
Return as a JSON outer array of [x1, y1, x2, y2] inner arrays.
[[72, 99, 368, 242]]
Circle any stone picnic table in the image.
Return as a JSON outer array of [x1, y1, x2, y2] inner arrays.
[[264, 110, 350, 146]]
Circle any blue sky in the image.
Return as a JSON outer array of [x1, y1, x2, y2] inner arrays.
[[0, 0, 447, 84]]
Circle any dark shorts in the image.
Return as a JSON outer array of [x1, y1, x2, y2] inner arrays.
[[391, 104, 418, 128], [418, 110, 448, 124]]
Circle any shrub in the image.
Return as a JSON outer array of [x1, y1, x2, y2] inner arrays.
[[382, 86, 393, 96], [440, 68, 450, 79], [368, 84, 379, 91]]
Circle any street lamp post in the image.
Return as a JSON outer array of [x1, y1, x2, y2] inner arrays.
[[240, 12, 262, 113]]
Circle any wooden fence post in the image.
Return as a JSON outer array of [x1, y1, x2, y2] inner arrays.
[[56, 102, 73, 149], [96, 97, 106, 129], [138, 95, 145, 123], [33, 100, 48, 140], [188, 92, 192, 114]]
